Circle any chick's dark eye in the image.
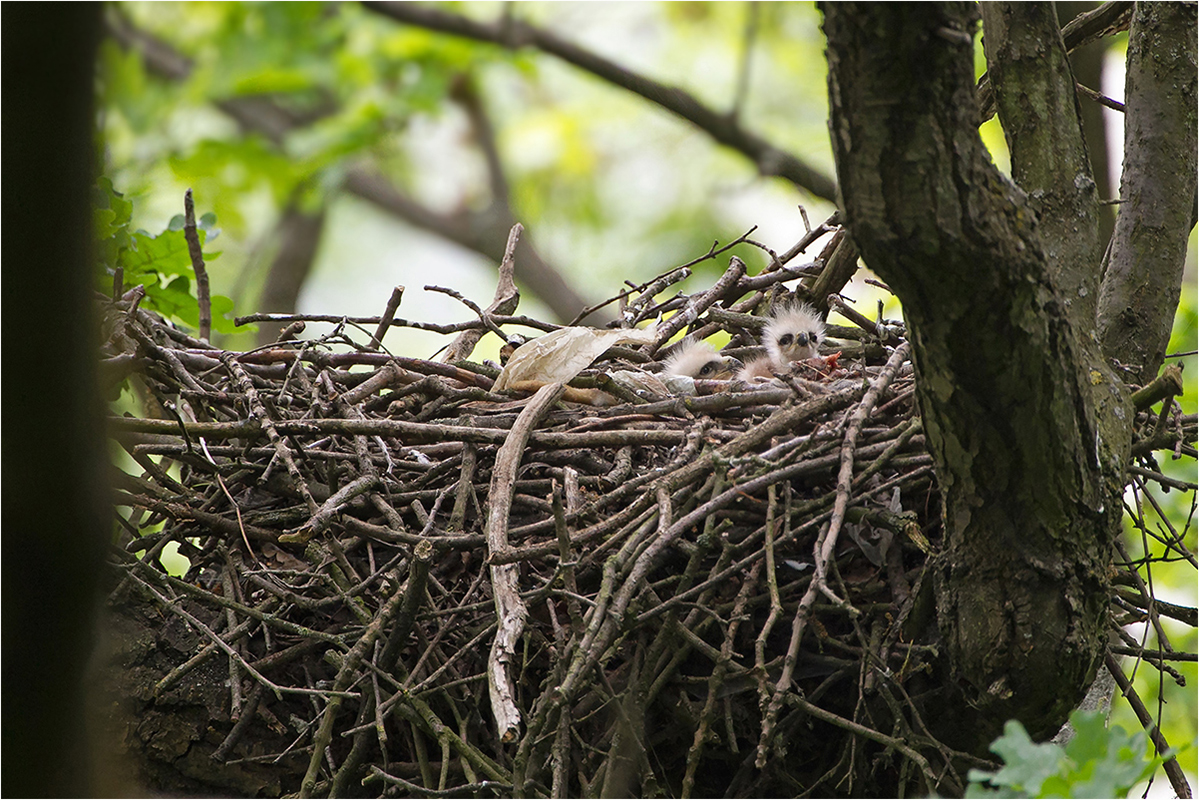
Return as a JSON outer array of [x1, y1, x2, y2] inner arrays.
[[699, 362, 716, 377], [778, 334, 793, 347]]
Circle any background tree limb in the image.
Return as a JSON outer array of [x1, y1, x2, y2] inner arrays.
[[362, 1, 839, 202], [256, 202, 328, 346], [104, 10, 596, 324]]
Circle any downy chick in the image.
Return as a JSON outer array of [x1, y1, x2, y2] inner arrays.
[[663, 338, 742, 381], [763, 302, 825, 369], [737, 302, 827, 383]]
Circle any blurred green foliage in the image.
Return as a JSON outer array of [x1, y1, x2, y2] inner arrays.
[[97, 3, 841, 322]]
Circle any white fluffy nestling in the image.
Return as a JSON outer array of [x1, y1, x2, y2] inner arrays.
[[736, 356, 777, 383], [762, 302, 826, 370], [663, 339, 741, 381]]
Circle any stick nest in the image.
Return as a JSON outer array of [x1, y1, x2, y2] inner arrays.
[[100, 232, 1192, 798]]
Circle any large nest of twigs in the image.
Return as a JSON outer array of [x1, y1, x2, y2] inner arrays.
[[102, 227, 961, 798]]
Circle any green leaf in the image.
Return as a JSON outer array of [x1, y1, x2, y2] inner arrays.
[[967, 711, 1173, 798], [209, 295, 241, 335], [123, 229, 194, 278], [94, 178, 136, 271], [985, 720, 1064, 795], [198, 212, 220, 239]]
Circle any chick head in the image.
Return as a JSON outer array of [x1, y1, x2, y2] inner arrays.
[[663, 339, 742, 381], [763, 302, 826, 368]]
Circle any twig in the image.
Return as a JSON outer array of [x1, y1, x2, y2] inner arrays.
[[1075, 81, 1125, 112], [235, 310, 560, 335], [486, 382, 566, 742], [755, 343, 911, 765], [220, 352, 319, 515], [816, 342, 913, 599], [786, 693, 942, 792], [649, 256, 748, 353], [183, 188, 212, 342], [299, 569, 409, 797], [132, 568, 352, 703], [438, 223, 522, 362], [366, 765, 511, 796], [682, 559, 762, 797], [1106, 652, 1192, 799], [279, 475, 381, 545], [369, 286, 405, 351]]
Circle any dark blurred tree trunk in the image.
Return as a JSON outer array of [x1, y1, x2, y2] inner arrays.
[[256, 202, 328, 346], [1, 4, 112, 796], [822, 2, 1136, 751]]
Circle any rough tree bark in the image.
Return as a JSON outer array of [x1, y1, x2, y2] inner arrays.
[[981, 2, 1105, 329], [822, 2, 1139, 749], [1097, 1, 1197, 385]]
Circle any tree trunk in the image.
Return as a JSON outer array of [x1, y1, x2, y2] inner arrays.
[[2, 5, 112, 796], [1097, 1, 1197, 385], [256, 202, 328, 347], [822, 2, 1132, 748]]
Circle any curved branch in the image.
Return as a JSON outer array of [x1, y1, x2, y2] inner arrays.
[[361, 1, 838, 202], [1098, 2, 1197, 384]]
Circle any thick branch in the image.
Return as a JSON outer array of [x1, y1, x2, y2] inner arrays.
[[1098, 2, 1197, 384], [976, 1, 1133, 124], [822, 1, 1130, 747], [485, 382, 566, 742], [362, 1, 838, 201], [981, 2, 1103, 328]]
